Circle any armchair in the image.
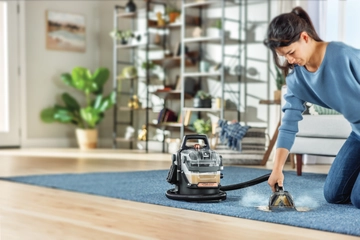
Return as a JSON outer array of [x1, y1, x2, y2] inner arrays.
[[281, 86, 352, 175]]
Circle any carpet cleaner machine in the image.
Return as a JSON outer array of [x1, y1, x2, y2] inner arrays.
[[166, 134, 296, 210]]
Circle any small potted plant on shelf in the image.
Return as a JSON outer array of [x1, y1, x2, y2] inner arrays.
[[193, 119, 212, 136], [193, 90, 212, 108], [207, 19, 229, 38], [40, 67, 116, 150], [119, 66, 137, 79], [109, 29, 141, 45], [165, 2, 181, 23]]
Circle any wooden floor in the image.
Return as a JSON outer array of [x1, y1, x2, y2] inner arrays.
[[0, 149, 357, 240]]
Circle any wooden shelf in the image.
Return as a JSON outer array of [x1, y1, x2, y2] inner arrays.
[[116, 43, 163, 50], [118, 107, 149, 111], [183, 72, 221, 78], [116, 12, 137, 18], [152, 53, 197, 68], [182, 107, 221, 112], [149, 123, 195, 132], [183, 36, 241, 45], [115, 137, 134, 142], [184, 1, 219, 9], [259, 99, 281, 105], [152, 90, 192, 100]]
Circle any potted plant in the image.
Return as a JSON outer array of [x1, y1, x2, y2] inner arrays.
[[165, 2, 181, 23], [40, 67, 116, 150], [141, 60, 158, 77], [271, 65, 286, 101], [109, 29, 141, 45], [193, 90, 212, 108], [193, 119, 212, 135], [120, 65, 137, 79], [207, 19, 229, 38]]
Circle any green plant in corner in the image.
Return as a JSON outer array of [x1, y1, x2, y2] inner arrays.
[[40, 67, 116, 129]]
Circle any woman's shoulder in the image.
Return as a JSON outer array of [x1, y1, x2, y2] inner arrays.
[[327, 41, 360, 57]]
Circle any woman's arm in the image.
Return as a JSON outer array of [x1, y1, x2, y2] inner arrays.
[[268, 148, 289, 191]]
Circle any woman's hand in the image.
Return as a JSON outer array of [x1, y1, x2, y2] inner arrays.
[[269, 148, 289, 192], [268, 169, 284, 192]]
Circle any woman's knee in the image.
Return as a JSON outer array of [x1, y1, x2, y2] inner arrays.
[[323, 184, 350, 204], [351, 179, 360, 209], [351, 193, 360, 209]]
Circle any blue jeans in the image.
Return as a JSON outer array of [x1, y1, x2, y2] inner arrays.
[[324, 131, 360, 208]]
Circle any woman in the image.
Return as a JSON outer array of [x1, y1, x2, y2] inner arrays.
[[264, 6, 360, 209]]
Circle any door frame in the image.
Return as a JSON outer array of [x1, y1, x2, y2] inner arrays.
[[0, 0, 22, 147]]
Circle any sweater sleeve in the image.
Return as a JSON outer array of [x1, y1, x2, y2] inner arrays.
[[276, 87, 306, 150]]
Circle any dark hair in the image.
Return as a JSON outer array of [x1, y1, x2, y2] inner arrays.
[[263, 7, 322, 76]]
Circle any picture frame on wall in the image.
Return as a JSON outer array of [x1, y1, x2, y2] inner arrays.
[[46, 10, 86, 52]]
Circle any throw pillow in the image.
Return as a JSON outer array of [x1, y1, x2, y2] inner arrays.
[[309, 104, 340, 115]]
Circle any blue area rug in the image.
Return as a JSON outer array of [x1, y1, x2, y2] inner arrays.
[[1, 167, 359, 236]]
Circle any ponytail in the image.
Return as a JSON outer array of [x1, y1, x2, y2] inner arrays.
[[264, 7, 322, 76]]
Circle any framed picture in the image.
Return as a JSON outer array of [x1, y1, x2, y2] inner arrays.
[[46, 10, 86, 52]]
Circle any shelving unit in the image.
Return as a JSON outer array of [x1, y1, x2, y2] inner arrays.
[[180, 0, 243, 137], [112, 0, 271, 152], [242, 0, 271, 129], [112, 5, 139, 149]]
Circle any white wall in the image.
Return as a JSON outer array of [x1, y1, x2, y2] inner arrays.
[[21, 1, 103, 147], [21, 0, 326, 149]]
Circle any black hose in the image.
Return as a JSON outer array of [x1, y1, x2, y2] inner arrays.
[[220, 173, 270, 191]]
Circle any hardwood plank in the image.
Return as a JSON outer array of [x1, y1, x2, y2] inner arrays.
[[0, 152, 355, 239]]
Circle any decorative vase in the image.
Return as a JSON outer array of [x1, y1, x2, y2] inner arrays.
[[76, 128, 98, 150], [125, 0, 137, 13]]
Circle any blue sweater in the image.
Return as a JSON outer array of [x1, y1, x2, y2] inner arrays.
[[277, 42, 360, 150]]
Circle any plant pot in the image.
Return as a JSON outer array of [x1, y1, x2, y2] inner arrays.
[[274, 90, 281, 101], [193, 98, 212, 108], [76, 128, 98, 150], [168, 12, 180, 23]]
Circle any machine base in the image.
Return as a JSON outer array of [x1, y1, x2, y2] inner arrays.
[[166, 189, 227, 202]]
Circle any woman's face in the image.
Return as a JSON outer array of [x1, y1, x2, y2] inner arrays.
[[275, 32, 310, 66]]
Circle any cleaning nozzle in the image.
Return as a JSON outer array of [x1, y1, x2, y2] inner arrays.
[[268, 183, 296, 211]]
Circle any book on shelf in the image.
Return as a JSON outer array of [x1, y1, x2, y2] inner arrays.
[[157, 108, 177, 124], [183, 110, 198, 126]]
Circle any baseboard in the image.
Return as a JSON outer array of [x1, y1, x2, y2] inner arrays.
[[20, 138, 114, 148]]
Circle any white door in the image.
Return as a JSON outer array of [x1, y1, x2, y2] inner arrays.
[[0, 1, 20, 147]]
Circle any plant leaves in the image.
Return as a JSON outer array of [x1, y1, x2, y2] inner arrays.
[[61, 73, 74, 87], [80, 107, 100, 129], [62, 93, 80, 111], [71, 67, 92, 91], [98, 91, 116, 112], [40, 108, 57, 123], [54, 109, 75, 123], [92, 68, 110, 94]]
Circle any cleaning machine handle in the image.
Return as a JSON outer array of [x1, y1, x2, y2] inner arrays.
[[220, 173, 271, 191], [275, 183, 284, 192], [180, 134, 210, 150]]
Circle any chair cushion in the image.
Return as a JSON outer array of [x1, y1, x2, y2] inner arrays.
[[297, 115, 351, 138], [291, 137, 346, 156]]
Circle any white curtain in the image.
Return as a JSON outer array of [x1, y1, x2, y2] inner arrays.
[[318, 0, 360, 48]]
